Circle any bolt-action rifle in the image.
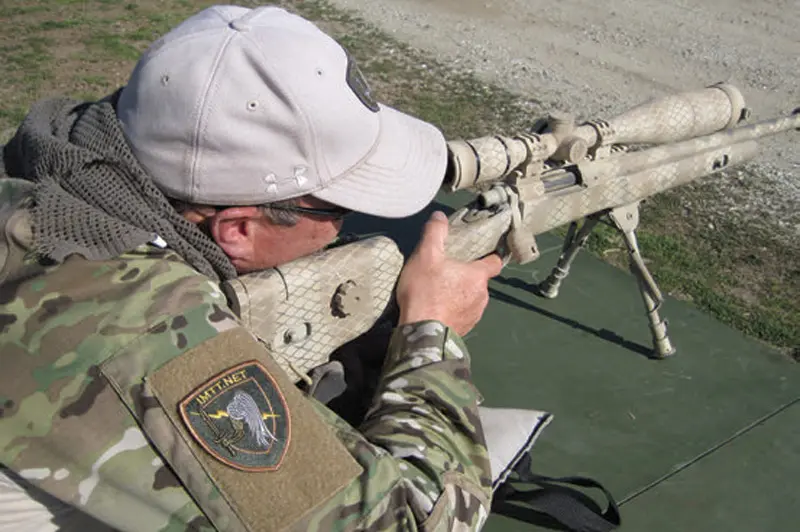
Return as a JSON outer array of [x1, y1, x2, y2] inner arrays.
[[221, 83, 800, 381]]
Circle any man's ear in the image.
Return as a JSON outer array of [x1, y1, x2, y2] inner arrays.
[[207, 207, 265, 263]]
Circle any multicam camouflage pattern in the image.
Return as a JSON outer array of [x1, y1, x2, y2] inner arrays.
[[0, 179, 492, 530], [0, 179, 232, 531], [304, 321, 492, 530]]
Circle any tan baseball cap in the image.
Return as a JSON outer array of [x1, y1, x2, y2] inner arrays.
[[117, 5, 446, 218]]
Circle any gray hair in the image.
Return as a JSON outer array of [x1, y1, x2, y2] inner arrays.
[[259, 198, 301, 227]]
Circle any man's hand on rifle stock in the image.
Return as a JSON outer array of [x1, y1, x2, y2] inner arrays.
[[397, 211, 503, 337]]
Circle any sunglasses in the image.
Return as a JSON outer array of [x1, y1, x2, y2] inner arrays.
[[266, 203, 353, 220]]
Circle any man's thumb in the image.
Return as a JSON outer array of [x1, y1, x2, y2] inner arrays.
[[421, 211, 449, 252], [477, 253, 504, 278]]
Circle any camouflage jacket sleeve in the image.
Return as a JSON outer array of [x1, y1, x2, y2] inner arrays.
[[0, 176, 492, 532], [306, 320, 493, 531]]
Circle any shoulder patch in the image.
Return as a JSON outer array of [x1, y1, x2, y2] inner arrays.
[[146, 328, 363, 531], [180, 361, 290, 471]]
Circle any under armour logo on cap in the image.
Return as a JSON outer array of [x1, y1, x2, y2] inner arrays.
[[263, 173, 278, 195], [262, 166, 310, 196], [293, 166, 308, 187]]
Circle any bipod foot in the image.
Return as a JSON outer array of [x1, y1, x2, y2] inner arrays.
[[608, 204, 676, 359]]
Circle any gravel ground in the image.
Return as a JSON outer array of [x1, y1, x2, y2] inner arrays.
[[326, 0, 800, 241]]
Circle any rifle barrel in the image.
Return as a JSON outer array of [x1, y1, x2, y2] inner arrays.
[[579, 113, 800, 184]]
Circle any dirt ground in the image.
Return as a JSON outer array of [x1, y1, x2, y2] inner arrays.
[[325, 0, 800, 241]]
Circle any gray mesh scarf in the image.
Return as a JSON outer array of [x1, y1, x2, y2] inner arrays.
[[1, 91, 237, 282]]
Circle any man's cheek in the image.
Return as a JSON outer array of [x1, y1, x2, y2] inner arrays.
[[314, 223, 339, 246]]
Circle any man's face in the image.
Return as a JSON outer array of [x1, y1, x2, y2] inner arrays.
[[245, 197, 346, 272], [202, 196, 347, 274]]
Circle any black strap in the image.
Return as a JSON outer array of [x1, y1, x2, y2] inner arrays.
[[492, 453, 621, 532], [306, 361, 348, 405]]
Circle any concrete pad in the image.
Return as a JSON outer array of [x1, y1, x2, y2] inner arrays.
[[466, 234, 798, 530], [618, 401, 800, 531]]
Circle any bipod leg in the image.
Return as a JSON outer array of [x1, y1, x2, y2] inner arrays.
[[608, 204, 676, 358], [536, 215, 601, 299]]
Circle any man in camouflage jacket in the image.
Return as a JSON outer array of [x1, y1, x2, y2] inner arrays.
[[0, 5, 503, 531]]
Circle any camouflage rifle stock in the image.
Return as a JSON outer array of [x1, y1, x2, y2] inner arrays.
[[223, 83, 799, 381]]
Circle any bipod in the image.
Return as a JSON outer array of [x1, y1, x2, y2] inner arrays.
[[535, 202, 676, 359]]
